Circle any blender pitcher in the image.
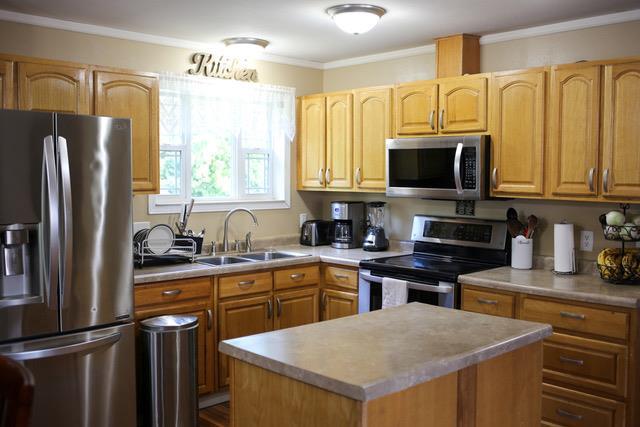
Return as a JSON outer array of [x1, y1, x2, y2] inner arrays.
[[363, 202, 389, 251]]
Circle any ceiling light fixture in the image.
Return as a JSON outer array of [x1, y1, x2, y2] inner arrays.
[[221, 37, 270, 57], [326, 4, 386, 35]]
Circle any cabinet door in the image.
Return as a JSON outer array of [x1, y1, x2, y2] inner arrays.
[[94, 70, 159, 194], [321, 289, 357, 321], [298, 95, 326, 189], [490, 70, 545, 196], [0, 59, 14, 108], [601, 61, 640, 199], [217, 295, 273, 387], [394, 81, 438, 135], [274, 288, 319, 330], [439, 76, 487, 133], [354, 87, 392, 192], [325, 93, 353, 189], [549, 65, 601, 198], [17, 61, 89, 114]]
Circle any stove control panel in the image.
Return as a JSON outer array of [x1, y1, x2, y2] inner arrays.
[[410, 215, 507, 250]]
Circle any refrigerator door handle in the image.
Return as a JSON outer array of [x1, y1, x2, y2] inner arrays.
[[43, 135, 59, 309], [2, 332, 121, 361], [57, 136, 73, 309]]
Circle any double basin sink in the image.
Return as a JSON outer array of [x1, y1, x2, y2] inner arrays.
[[196, 251, 309, 266]]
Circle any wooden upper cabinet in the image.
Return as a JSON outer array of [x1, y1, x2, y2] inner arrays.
[[548, 65, 601, 198], [490, 70, 546, 196], [0, 60, 14, 108], [298, 95, 326, 189], [17, 61, 89, 114], [601, 61, 640, 200], [274, 288, 319, 330], [325, 92, 353, 189], [353, 87, 392, 192], [94, 70, 159, 194], [394, 81, 438, 135], [439, 76, 487, 133]]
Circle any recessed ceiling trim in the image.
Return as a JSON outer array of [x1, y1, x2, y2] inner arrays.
[[0, 7, 638, 71]]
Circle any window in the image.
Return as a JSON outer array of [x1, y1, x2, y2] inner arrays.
[[149, 73, 296, 213]]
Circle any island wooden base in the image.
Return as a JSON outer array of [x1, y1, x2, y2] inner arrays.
[[228, 342, 543, 426]]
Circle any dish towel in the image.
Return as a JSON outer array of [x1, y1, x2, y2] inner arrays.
[[381, 277, 408, 309]]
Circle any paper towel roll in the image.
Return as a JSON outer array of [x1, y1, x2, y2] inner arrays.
[[554, 223, 576, 273]]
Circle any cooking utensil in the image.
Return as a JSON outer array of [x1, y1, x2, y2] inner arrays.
[[183, 199, 195, 230], [506, 208, 524, 238], [526, 215, 538, 239]]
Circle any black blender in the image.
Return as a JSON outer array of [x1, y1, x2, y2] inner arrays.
[[363, 201, 389, 251]]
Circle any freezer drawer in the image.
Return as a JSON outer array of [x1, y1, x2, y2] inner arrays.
[[0, 322, 136, 427]]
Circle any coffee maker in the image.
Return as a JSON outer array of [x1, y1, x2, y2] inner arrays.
[[363, 201, 389, 251], [330, 201, 365, 249]]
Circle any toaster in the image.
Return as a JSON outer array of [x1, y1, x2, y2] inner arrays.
[[300, 220, 332, 246]]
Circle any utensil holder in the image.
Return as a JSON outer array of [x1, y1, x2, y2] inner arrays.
[[511, 236, 533, 270]]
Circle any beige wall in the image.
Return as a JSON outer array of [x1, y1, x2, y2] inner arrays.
[[320, 20, 640, 260], [0, 19, 325, 243]]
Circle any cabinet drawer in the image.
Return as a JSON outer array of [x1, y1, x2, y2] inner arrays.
[[324, 266, 358, 290], [520, 297, 629, 340], [461, 287, 515, 318], [543, 333, 628, 398], [218, 271, 272, 299], [135, 277, 211, 308], [274, 265, 320, 290], [542, 383, 625, 427]]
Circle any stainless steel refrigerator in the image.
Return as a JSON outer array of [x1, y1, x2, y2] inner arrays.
[[0, 110, 136, 426]]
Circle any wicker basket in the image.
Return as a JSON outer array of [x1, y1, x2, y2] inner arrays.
[[597, 262, 640, 285]]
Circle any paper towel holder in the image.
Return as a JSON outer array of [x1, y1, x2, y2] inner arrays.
[[553, 220, 577, 275]]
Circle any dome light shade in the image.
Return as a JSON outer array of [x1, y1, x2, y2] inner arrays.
[[222, 37, 269, 57], [326, 4, 386, 35]]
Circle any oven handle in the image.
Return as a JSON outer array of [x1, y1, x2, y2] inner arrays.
[[359, 271, 454, 294]]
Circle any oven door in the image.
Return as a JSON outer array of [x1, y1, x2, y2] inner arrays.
[[385, 135, 487, 200], [358, 270, 457, 312]]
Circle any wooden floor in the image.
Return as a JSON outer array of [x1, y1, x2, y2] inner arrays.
[[199, 402, 230, 427]]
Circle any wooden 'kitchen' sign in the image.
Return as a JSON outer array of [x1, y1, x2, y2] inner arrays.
[[187, 53, 258, 82]]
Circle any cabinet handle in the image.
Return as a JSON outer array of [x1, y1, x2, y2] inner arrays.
[[428, 110, 435, 130], [477, 298, 498, 305], [556, 408, 583, 421], [206, 309, 212, 330], [276, 297, 282, 317], [318, 168, 324, 185], [603, 168, 610, 193], [325, 168, 331, 185], [559, 356, 584, 366], [491, 168, 498, 190], [355, 167, 362, 185], [560, 311, 586, 320], [290, 273, 305, 280], [321, 292, 327, 310], [238, 280, 255, 286], [334, 274, 349, 280], [439, 109, 444, 129], [162, 289, 182, 296], [588, 167, 595, 192], [267, 299, 273, 319]]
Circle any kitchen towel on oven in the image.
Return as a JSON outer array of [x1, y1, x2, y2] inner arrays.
[[382, 277, 408, 308]]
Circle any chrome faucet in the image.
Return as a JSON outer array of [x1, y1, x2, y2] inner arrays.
[[222, 208, 259, 252]]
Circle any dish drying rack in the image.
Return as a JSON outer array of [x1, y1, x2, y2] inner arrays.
[[134, 237, 196, 267]]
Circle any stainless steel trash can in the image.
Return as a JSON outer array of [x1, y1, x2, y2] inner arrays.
[[139, 315, 199, 427]]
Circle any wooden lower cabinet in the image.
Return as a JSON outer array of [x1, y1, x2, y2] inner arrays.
[[461, 286, 515, 318], [274, 288, 319, 330], [542, 383, 625, 427], [321, 288, 358, 321]]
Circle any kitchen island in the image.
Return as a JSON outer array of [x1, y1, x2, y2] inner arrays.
[[219, 303, 552, 426]]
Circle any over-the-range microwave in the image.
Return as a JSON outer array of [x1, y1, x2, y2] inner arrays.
[[385, 135, 489, 200]]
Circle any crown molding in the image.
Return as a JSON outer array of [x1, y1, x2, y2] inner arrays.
[[0, 7, 638, 71]]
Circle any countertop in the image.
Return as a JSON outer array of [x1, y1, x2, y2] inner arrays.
[[134, 243, 411, 285], [459, 267, 640, 308], [219, 303, 552, 401]]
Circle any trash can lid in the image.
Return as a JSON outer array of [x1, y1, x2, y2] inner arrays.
[[140, 315, 198, 332]]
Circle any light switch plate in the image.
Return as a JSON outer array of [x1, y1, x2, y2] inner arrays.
[[299, 213, 308, 228], [580, 230, 594, 252]]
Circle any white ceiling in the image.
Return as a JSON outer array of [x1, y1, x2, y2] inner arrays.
[[0, 0, 638, 63]]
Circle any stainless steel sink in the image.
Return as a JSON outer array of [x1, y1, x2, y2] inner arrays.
[[196, 256, 255, 266], [241, 251, 308, 261]]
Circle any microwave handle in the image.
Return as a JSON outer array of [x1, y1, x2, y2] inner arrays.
[[454, 142, 463, 195], [359, 271, 453, 294]]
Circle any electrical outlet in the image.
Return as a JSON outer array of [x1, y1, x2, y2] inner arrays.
[[299, 213, 308, 228], [580, 230, 594, 252]]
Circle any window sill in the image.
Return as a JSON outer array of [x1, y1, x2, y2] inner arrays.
[[148, 197, 291, 214]]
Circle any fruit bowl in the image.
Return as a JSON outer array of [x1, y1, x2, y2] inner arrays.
[[599, 213, 640, 242], [597, 248, 640, 285]]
